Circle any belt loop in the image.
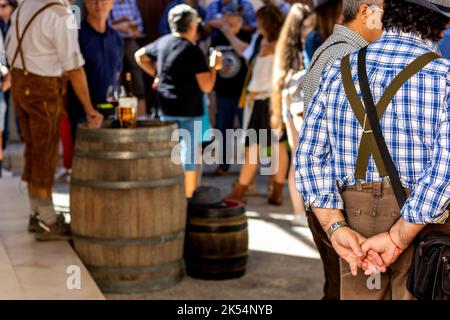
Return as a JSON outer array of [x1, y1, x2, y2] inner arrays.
[[373, 182, 382, 197], [356, 181, 362, 191]]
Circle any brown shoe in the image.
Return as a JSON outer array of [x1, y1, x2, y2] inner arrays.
[[28, 213, 40, 233], [35, 215, 71, 241], [227, 182, 248, 202], [268, 182, 284, 206]]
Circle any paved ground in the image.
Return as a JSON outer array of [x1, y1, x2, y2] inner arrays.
[[4, 144, 325, 300], [106, 166, 324, 300]]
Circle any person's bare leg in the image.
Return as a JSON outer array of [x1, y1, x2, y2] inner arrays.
[[273, 141, 289, 184], [286, 119, 307, 220], [238, 144, 259, 186], [267, 140, 289, 205], [196, 143, 203, 187], [184, 170, 198, 198], [28, 184, 52, 199]]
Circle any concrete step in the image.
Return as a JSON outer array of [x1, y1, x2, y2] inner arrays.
[[0, 177, 104, 300]]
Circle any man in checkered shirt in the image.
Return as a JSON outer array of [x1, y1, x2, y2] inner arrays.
[[296, 0, 450, 299]]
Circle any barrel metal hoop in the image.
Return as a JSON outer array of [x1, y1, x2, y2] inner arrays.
[[72, 230, 185, 246], [95, 272, 183, 294], [77, 123, 178, 144], [186, 223, 248, 234], [74, 149, 173, 160], [70, 175, 183, 189], [186, 254, 248, 266], [86, 260, 183, 275], [187, 206, 246, 218]]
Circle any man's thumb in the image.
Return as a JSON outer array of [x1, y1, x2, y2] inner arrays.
[[349, 236, 364, 258], [361, 240, 371, 255]]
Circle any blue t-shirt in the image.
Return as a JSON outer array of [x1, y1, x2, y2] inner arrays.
[[439, 27, 450, 60], [68, 20, 123, 119], [159, 0, 207, 36]]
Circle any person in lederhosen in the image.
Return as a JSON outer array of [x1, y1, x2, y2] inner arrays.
[[6, 0, 103, 241]]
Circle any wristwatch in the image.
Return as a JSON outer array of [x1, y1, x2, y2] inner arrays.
[[327, 220, 348, 241]]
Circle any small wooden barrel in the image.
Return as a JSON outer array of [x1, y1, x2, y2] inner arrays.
[[70, 121, 186, 294], [184, 200, 248, 280]]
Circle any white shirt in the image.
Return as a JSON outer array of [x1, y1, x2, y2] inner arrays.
[[247, 53, 274, 100], [6, 0, 84, 77]]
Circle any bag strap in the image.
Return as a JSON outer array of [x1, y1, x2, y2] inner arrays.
[[9, 2, 64, 70], [238, 34, 263, 108], [356, 47, 440, 209], [308, 41, 347, 71]]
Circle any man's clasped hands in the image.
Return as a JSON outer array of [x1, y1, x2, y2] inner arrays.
[[330, 224, 407, 277]]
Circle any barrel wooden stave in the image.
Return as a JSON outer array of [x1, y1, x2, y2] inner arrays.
[[70, 122, 187, 293], [184, 201, 248, 280]]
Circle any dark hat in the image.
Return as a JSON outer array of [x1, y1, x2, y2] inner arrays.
[[404, 0, 450, 18], [189, 186, 225, 207]]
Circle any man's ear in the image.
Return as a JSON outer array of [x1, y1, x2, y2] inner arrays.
[[359, 3, 371, 25]]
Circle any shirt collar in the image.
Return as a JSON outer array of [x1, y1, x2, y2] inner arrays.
[[332, 24, 369, 48], [383, 29, 440, 53], [83, 20, 112, 37]]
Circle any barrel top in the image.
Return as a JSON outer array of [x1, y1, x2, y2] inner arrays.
[[77, 121, 178, 143]]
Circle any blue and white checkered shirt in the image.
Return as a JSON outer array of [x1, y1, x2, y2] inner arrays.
[[295, 30, 450, 225], [109, 0, 144, 38]]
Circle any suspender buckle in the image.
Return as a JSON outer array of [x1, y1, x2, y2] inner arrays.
[[362, 114, 373, 134]]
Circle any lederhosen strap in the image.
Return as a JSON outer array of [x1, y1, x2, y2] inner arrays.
[[341, 50, 441, 180], [9, 2, 64, 74]]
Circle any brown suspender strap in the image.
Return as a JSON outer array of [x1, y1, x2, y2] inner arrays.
[[10, 2, 64, 72], [342, 54, 387, 179], [341, 51, 441, 180]]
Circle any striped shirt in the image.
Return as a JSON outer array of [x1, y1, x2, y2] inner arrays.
[[295, 30, 450, 225], [303, 25, 369, 109]]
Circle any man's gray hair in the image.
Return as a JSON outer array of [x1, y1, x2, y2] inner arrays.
[[343, 0, 382, 23], [168, 4, 199, 34]]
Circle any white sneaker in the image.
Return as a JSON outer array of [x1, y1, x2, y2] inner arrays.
[[292, 213, 309, 227], [1, 168, 13, 178]]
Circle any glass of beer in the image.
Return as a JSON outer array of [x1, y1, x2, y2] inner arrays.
[[118, 97, 138, 128]]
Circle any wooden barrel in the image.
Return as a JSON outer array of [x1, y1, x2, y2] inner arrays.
[[184, 199, 248, 280], [70, 121, 186, 294]]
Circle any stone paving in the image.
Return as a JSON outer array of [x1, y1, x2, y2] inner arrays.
[[106, 166, 325, 300]]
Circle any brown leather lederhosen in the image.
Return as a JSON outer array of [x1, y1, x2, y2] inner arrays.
[[9, 2, 65, 189]]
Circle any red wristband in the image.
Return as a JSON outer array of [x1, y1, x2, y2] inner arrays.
[[388, 230, 406, 251]]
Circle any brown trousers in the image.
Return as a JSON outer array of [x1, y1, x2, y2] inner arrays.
[[11, 69, 63, 189], [341, 181, 450, 300]]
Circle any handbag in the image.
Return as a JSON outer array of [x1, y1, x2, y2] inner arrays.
[[356, 47, 450, 300]]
